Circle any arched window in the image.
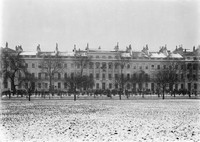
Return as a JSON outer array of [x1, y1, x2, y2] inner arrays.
[[96, 62, 100, 69], [64, 73, 67, 79], [58, 73, 61, 79]]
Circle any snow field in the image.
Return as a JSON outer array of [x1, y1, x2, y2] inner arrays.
[[0, 100, 200, 142]]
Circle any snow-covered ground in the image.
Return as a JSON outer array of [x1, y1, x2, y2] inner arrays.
[[0, 100, 200, 142]]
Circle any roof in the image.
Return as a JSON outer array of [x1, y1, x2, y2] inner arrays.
[[151, 53, 166, 58], [168, 53, 183, 58], [20, 51, 37, 56]]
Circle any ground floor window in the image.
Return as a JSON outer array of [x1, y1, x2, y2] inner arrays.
[[109, 83, 112, 89], [115, 83, 118, 89], [181, 84, 184, 89], [96, 83, 99, 89], [194, 83, 197, 89], [102, 83, 105, 89], [64, 82, 67, 89], [175, 84, 178, 90], [38, 83, 41, 89], [4, 82, 8, 88], [58, 82, 61, 89]]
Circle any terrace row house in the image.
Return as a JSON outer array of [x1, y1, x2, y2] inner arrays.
[[1, 43, 200, 94]]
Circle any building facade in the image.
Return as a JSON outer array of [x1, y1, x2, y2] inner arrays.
[[1, 43, 200, 94]]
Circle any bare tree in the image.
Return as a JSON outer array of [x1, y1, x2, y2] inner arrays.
[[64, 46, 93, 101], [130, 70, 150, 98], [114, 44, 131, 100], [154, 61, 179, 99], [20, 71, 37, 101], [39, 53, 65, 98], [2, 45, 27, 97]]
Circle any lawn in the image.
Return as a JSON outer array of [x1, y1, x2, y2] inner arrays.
[[0, 99, 200, 142]]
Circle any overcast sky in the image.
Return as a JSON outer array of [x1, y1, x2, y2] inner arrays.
[[1, 0, 199, 52]]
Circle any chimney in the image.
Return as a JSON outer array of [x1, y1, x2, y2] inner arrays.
[[5, 42, 8, 48], [193, 46, 195, 51]]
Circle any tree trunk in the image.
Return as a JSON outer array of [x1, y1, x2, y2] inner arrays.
[[162, 87, 165, 99], [74, 86, 76, 101], [28, 93, 31, 101], [11, 80, 16, 96]]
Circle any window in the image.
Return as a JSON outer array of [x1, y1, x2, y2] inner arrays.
[[193, 74, 196, 80], [64, 63, 67, 68], [157, 65, 160, 69], [163, 65, 166, 69], [176, 74, 178, 80], [90, 73, 93, 79], [133, 66, 136, 69], [127, 64, 130, 69], [115, 64, 118, 69], [96, 56, 99, 59], [101, 63, 107, 71], [96, 83, 99, 89], [187, 63, 192, 70], [32, 73, 35, 78], [71, 63, 74, 68], [145, 83, 148, 88], [38, 73, 41, 79], [115, 74, 118, 79], [139, 66, 142, 70], [181, 65, 184, 70], [194, 83, 197, 89], [151, 65, 154, 69], [109, 63, 112, 69], [115, 83, 118, 89], [181, 84, 184, 89], [109, 83, 112, 89], [108, 56, 112, 59], [181, 74, 184, 79], [45, 83, 48, 89], [4, 82, 8, 88], [26, 63, 28, 68], [109, 74, 112, 80], [127, 74, 130, 80], [175, 65, 178, 69], [89, 62, 93, 69], [145, 66, 148, 69], [96, 73, 99, 79], [64, 73, 67, 78], [187, 74, 190, 79], [71, 73, 74, 78], [145, 74, 149, 80], [194, 57, 197, 60], [193, 64, 197, 70], [58, 82, 61, 89], [102, 73, 106, 79], [38, 83, 41, 89], [127, 83, 130, 89], [58, 73, 61, 79], [64, 82, 67, 89], [38, 64, 41, 68], [96, 62, 100, 69], [32, 63, 35, 68], [45, 73, 48, 79], [175, 84, 178, 90], [102, 83, 106, 90]]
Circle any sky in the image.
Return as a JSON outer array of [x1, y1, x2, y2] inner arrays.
[[0, 0, 199, 52]]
